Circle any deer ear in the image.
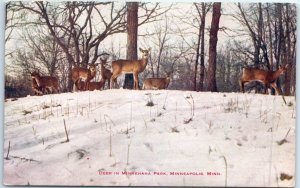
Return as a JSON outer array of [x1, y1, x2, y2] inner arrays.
[[139, 48, 143, 52], [285, 64, 289, 68], [279, 65, 282, 69]]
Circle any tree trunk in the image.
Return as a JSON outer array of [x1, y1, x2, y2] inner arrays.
[[266, 4, 274, 69], [206, 3, 221, 92], [193, 15, 201, 91], [68, 62, 73, 91], [256, 3, 263, 67], [276, 3, 284, 94], [149, 55, 155, 77], [199, 4, 206, 91], [284, 3, 291, 96], [276, 3, 283, 69], [123, 2, 138, 89], [195, 2, 208, 92], [225, 50, 231, 91]]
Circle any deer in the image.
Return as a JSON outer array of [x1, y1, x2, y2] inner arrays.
[[142, 72, 171, 90], [239, 64, 288, 95], [71, 63, 99, 91], [99, 57, 112, 90], [77, 81, 103, 91], [110, 47, 151, 90], [31, 71, 59, 94]]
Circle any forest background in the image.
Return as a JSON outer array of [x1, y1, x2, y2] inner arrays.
[[3, 1, 297, 97]]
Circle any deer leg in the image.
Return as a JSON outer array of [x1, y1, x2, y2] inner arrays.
[[110, 76, 115, 89], [100, 79, 105, 90], [46, 87, 52, 94], [34, 87, 43, 95], [36, 90, 42, 96], [133, 73, 139, 90], [240, 81, 245, 93], [37, 87, 43, 95], [73, 83, 76, 92], [53, 86, 58, 93], [74, 80, 79, 92], [50, 87, 54, 94], [85, 81, 90, 91], [110, 75, 118, 89], [137, 76, 140, 89], [56, 86, 60, 93], [263, 83, 268, 94], [76, 81, 80, 91], [107, 79, 110, 90], [43, 87, 48, 94], [110, 73, 120, 89], [270, 82, 280, 95]]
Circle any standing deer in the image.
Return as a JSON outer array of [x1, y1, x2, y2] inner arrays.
[[31, 71, 59, 94], [71, 63, 99, 91], [110, 48, 151, 90], [142, 72, 171, 90], [99, 57, 112, 89], [240, 64, 288, 95]]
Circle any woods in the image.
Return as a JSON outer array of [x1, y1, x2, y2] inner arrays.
[[4, 2, 297, 97]]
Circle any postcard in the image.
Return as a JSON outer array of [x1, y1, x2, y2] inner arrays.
[[3, 1, 296, 187]]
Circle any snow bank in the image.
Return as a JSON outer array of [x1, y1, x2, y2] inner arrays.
[[3, 90, 295, 186]]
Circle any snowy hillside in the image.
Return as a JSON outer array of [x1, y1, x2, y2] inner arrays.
[[3, 90, 295, 186]]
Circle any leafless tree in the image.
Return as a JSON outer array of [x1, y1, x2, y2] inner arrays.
[[207, 3, 221, 92], [194, 3, 211, 91], [124, 2, 138, 89]]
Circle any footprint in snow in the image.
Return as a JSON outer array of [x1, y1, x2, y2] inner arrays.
[[144, 143, 154, 152], [67, 149, 89, 160], [242, 135, 248, 142], [236, 140, 243, 147]]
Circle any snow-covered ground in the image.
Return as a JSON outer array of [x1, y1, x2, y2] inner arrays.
[[3, 90, 295, 186]]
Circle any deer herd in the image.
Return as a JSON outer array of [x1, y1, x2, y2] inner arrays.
[[30, 47, 288, 96]]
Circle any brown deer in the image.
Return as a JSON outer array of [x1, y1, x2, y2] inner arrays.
[[142, 72, 171, 90], [77, 81, 103, 91], [240, 64, 288, 94], [71, 63, 99, 91], [31, 71, 59, 94], [99, 57, 112, 89], [110, 48, 151, 90]]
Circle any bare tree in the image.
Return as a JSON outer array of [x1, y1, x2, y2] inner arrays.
[[206, 3, 221, 92], [194, 3, 211, 91], [124, 2, 138, 89], [282, 3, 296, 95], [5, 2, 18, 44], [143, 15, 170, 78]]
